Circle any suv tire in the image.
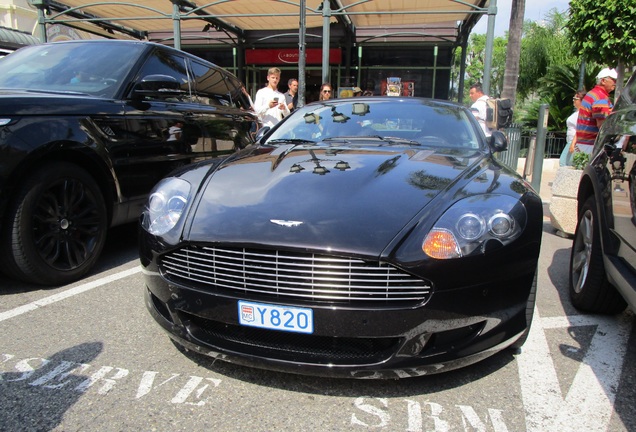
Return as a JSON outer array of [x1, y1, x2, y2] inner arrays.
[[569, 196, 627, 314], [1, 162, 108, 285]]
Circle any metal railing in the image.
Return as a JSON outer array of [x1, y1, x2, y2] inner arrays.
[[520, 132, 566, 158], [496, 125, 567, 171], [497, 124, 522, 169]]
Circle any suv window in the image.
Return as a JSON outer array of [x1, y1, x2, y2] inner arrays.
[[136, 49, 192, 100], [0, 42, 144, 98], [615, 73, 636, 109], [190, 60, 232, 106]]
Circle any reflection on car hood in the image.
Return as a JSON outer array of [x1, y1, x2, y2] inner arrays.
[[187, 144, 489, 255], [0, 90, 116, 116]]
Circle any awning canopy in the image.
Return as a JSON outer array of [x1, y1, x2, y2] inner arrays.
[[31, 0, 490, 47], [0, 25, 41, 50], [27, 0, 499, 99]]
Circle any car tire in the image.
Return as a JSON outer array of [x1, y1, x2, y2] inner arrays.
[[568, 196, 627, 314], [0, 162, 108, 285], [509, 270, 537, 350]]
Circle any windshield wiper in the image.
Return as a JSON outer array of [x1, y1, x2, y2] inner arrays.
[[323, 136, 422, 146], [23, 89, 91, 96], [381, 136, 423, 146], [268, 138, 316, 144]]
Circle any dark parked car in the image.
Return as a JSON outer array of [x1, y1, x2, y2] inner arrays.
[[0, 40, 257, 285], [569, 75, 636, 313], [140, 97, 544, 378]]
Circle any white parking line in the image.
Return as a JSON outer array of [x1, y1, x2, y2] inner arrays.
[[0, 266, 141, 323], [519, 309, 632, 432]]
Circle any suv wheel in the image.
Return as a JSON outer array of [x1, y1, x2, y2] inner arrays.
[[569, 196, 626, 314], [1, 162, 108, 285]]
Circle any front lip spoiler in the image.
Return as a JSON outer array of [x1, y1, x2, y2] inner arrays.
[[161, 329, 519, 379], [145, 284, 523, 379]]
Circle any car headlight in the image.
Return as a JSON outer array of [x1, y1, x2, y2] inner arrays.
[[142, 177, 191, 236], [422, 194, 527, 259]]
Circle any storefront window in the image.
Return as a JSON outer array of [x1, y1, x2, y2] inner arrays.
[[357, 46, 453, 100]]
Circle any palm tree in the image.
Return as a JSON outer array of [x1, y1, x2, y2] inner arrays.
[[500, 0, 525, 106]]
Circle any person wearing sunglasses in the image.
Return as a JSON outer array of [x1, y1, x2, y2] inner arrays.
[[560, 89, 587, 166], [319, 83, 333, 101]]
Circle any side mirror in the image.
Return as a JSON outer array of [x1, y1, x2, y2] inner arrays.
[[255, 126, 271, 143], [489, 130, 508, 153], [132, 74, 185, 99]]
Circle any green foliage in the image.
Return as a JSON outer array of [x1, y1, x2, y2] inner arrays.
[[517, 10, 579, 101], [458, 9, 582, 127], [515, 99, 549, 131], [457, 5, 634, 133], [572, 151, 590, 170], [509, 10, 589, 131], [567, 0, 636, 66], [516, 64, 601, 131], [454, 33, 508, 104]]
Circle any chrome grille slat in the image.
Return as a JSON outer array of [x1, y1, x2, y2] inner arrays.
[[160, 246, 433, 304], [164, 261, 420, 290]]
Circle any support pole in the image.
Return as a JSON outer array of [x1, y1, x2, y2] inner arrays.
[[432, 45, 438, 98], [298, 0, 307, 108], [578, 61, 586, 91], [482, 0, 497, 95], [357, 46, 362, 90], [172, 2, 181, 50], [28, 0, 48, 42], [458, 42, 468, 102], [531, 104, 550, 193], [321, 0, 331, 85]]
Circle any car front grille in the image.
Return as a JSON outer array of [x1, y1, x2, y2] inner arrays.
[[160, 246, 432, 306]]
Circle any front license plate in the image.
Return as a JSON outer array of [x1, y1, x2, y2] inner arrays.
[[238, 300, 314, 334]]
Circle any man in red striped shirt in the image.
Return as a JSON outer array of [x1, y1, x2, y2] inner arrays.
[[575, 67, 617, 154]]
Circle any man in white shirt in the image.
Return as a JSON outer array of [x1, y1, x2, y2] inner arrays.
[[469, 83, 492, 137], [254, 67, 290, 128]]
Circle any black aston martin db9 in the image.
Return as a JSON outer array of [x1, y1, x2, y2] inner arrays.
[[140, 97, 543, 378]]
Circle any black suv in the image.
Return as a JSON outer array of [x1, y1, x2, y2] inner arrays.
[[569, 75, 636, 313], [0, 40, 257, 285]]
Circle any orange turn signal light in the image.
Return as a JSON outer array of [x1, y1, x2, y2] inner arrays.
[[422, 229, 461, 259]]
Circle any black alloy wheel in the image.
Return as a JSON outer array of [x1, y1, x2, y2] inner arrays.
[[1, 162, 108, 285]]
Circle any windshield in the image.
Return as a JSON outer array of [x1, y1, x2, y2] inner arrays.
[[0, 42, 145, 98], [266, 99, 482, 149]]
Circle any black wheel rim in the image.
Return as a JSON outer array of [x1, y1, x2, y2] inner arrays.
[[571, 209, 593, 294], [31, 177, 102, 271]]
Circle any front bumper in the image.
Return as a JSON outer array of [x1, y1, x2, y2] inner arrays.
[[142, 260, 534, 379]]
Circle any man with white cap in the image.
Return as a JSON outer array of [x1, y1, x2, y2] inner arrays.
[[575, 67, 617, 154]]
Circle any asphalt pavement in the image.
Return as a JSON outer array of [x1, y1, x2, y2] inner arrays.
[[1, 157, 635, 432]]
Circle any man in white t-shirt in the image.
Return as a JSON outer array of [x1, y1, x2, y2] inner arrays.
[[469, 83, 492, 137], [254, 67, 290, 128]]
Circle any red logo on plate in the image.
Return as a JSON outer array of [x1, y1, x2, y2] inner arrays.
[[241, 305, 254, 322]]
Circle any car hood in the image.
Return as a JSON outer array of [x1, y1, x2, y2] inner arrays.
[[0, 89, 116, 115], [186, 144, 491, 256]]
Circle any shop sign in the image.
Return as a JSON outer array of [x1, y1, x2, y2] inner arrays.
[[245, 48, 341, 65]]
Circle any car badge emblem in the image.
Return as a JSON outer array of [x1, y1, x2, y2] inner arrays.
[[270, 219, 303, 227]]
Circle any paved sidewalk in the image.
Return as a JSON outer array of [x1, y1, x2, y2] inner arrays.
[[515, 157, 559, 225], [516, 157, 558, 204]]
